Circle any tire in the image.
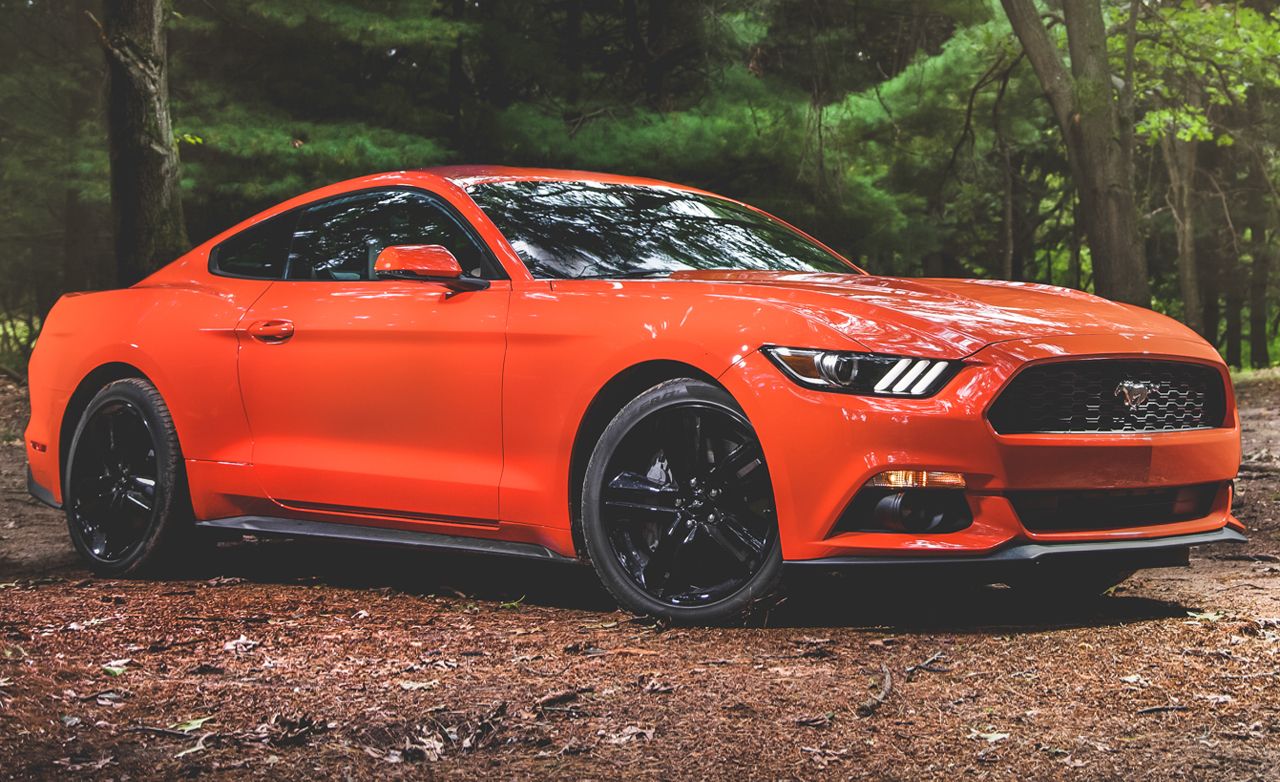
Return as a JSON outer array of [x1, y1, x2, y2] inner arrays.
[[581, 378, 783, 624], [63, 378, 194, 576]]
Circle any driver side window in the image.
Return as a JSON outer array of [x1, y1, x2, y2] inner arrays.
[[285, 189, 498, 281]]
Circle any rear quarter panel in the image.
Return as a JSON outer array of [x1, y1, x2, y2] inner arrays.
[[25, 254, 270, 504]]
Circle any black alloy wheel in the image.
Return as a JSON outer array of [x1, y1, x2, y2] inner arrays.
[[64, 378, 192, 575], [582, 379, 782, 623]]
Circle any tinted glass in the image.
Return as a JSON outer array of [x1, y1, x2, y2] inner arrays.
[[286, 190, 495, 281], [466, 180, 856, 279], [211, 210, 296, 279]]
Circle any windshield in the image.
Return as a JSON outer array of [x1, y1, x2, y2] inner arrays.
[[466, 180, 859, 279]]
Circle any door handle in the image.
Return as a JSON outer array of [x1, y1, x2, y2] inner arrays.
[[247, 319, 295, 343]]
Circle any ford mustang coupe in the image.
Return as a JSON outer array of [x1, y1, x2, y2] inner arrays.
[[25, 167, 1244, 623]]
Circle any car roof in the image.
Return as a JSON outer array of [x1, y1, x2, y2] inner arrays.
[[422, 165, 714, 195]]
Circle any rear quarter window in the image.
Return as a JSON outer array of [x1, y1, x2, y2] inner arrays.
[[210, 210, 298, 279]]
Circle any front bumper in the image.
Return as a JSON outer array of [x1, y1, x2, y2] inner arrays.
[[721, 333, 1243, 561], [786, 527, 1246, 575]]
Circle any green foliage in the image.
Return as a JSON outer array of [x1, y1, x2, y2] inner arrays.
[[1126, 1, 1280, 146], [1, 0, 1278, 373]]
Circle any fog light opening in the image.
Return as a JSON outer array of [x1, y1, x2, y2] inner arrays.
[[872, 490, 962, 533], [831, 477, 974, 536]]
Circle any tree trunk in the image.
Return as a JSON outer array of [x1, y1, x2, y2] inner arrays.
[[1246, 92, 1272, 368], [1197, 233, 1220, 348], [447, 0, 468, 150], [1159, 128, 1203, 335], [1225, 286, 1243, 369], [999, 0, 1149, 306], [564, 0, 583, 105], [99, 0, 187, 288], [645, 0, 672, 106], [1250, 228, 1271, 368]]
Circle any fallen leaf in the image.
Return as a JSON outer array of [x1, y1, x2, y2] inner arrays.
[[641, 678, 675, 694], [802, 746, 848, 768], [170, 716, 215, 733], [101, 662, 129, 677], [969, 729, 1010, 743], [205, 576, 245, 587], [1187, 610, 1227, 622], [174, 733, 212, 759], [223, 635, 259, 654], [536, 687, 592, 709], [599, 725, 654, 744]]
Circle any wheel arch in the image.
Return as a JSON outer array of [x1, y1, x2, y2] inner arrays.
[[59, 362, 155, 489], [566, 359, 730, 556]]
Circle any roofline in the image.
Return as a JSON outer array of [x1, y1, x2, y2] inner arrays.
[[421, 165, 717, 196]]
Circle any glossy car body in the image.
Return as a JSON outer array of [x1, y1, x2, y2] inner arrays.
[[26, 166, 1244, 596]]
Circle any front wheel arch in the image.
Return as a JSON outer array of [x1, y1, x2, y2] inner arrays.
[[568, 361, 729, 558], [579, 377, 783, 622]]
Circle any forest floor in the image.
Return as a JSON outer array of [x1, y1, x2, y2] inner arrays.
[[1, 380, 1279, 781]]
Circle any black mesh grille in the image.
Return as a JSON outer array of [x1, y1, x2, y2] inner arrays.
[[1007, 483, 1221, 532], [988, 360, 1226, 434]]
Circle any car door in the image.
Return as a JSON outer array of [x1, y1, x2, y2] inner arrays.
[[236, 188, 510, 527]]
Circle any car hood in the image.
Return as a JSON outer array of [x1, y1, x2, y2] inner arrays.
[[668, 270, 1204, 359]]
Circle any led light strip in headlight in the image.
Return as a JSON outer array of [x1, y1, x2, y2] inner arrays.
[[763, 346, 959, 397]]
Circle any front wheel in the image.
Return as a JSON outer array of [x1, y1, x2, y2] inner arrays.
[[581, 379, 782, 624], [63, 378, 193, 576]]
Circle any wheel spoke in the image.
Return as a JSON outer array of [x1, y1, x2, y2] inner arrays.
[[607, 470, 674, 495], [716, 516, 766, 562], [643, 520, 695, 595], [89, 529, 109, 558], [105, 412, 119, 453], [603, 470, 679, 521], [123, 490, 153, 512], [711, 441, 764, 486], [689, 411, 708, 472], [130, 475, 157, 497]]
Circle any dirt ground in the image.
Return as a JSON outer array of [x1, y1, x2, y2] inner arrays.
[[1, 379, 1278, 781]]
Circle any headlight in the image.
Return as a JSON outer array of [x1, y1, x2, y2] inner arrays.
[[762, 346, 959, 397]]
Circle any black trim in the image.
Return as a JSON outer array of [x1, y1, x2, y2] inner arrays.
[[277, 499, 498, 527], [209, 186, 510, 282], [194, 516, 576, 562], [787, 527, 1247, 570], [26, 465, 61, 510]]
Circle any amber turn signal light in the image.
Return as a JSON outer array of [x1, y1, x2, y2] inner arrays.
[[867, 469, 966, 489]]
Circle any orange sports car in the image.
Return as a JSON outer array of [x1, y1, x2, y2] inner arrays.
[[25, 167, 1244, 623]]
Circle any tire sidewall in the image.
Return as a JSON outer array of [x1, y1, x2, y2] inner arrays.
[[580, 378, 782, 624], [63, 379, 184, 576]]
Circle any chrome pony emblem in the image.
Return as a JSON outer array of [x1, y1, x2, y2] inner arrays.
[[1114, 380, 1155, 410]]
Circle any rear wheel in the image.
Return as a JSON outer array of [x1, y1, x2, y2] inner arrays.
[[581, 379, 782, 624], [63, 378, 193, 576]]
